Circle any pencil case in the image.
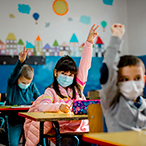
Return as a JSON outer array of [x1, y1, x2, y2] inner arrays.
[[72, 99, 100, 115]]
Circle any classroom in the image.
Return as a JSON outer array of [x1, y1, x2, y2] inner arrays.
[[0, 0, 146, 146]]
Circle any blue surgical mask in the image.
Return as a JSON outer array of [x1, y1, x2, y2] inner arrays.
[[18, 82, 30, 89], [57, 74, 73, 87]]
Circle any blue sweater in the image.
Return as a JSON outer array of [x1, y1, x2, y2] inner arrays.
[[6, 60, 40, 105]]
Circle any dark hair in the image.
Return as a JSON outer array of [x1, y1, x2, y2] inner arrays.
[[20, 65, 34, 80], [47, 56, 82, 99], [118, 55, 145, 73]]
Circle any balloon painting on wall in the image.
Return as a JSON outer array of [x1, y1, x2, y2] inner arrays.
[[101, 21, 107, 32], [52, 0, 69, 16], [33, 13, 40, 24]]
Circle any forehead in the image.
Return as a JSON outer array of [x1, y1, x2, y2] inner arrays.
[[118, 65, 144, 77], [19, 75, 32, 83]]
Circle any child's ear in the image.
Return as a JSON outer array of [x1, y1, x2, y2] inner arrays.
[[54, 69, 57, 77], [143, 75, 146, 84]]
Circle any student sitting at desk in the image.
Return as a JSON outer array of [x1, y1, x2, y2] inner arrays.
[[6, 47, 40, 146], [24, 24, 99, 146], [100, 23, 146, 132]]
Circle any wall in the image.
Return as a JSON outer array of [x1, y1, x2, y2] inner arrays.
[[0, 0, 139, 96], [127, 0, 146, 56]]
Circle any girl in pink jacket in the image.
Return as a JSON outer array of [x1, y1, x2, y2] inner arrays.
[[24, 24, 99, 146]]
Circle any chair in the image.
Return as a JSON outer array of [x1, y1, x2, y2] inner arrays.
[[87, 103, 103, 133], [0, 93, 7, 102]]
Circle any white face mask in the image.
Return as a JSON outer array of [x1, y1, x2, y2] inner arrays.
[[118, 80, 144, 100]]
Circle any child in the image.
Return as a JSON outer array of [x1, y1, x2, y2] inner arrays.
[[6, 48, 40, 146], [24, 24, 99, 146], [100, 23, 146, 132]]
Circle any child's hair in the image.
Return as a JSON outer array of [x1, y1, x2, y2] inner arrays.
[[47, 55, 82, 99], [20, 65, 34, 80], [118, 55, 145, 73]]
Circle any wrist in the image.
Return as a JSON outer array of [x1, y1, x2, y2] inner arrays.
[[112, 32, 122, 39], [87, 39, 93, 44]]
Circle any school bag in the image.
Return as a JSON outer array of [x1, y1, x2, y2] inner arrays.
[[72, 99, 100, 115]]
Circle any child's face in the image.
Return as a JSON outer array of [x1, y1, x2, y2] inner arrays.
[[54, 70, 75, 79], [18, 75, 33, 85], [118, 65, 145, 83]]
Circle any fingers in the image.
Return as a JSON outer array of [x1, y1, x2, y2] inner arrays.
[[93, 24, 100, 32], [23, 46, 26, 53], [23, 46, 28, 54]]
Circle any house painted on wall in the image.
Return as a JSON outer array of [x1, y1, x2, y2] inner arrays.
[[26, 41, 34, 56], [52, 40, 59, 56], [94, 36, 104, 57], [35, 35, 43, 56], [43, 43, 52, 56], [59, 42, 70, 56], [69, 34, 79, 57], [0, 40, 6, 55], [17, 39, 24, 54], [6, 33, 17, 55]]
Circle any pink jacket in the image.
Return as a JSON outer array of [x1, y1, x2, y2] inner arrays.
[[24, 41, 93, 146]]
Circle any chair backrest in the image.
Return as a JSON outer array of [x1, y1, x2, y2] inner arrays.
[[0, 93, 7, 102], [87, 103, 103, 133]]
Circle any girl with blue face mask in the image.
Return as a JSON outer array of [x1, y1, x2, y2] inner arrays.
[[24, 24, 100, 146]]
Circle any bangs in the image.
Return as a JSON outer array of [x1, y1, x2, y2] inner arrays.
[[57, 61, 77, 74], [55, 56, 77, 75]]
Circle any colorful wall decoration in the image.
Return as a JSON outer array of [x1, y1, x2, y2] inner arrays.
[[52, 0, 69, 16]]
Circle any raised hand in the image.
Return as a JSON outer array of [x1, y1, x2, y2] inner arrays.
[[111, 23, 125, 39], [87, 24, 99, 44], [19, 46, 29, 63]]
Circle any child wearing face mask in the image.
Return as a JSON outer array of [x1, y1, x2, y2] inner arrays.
[[5, 47, 40, 146], [24, 24, 99, 146], [100, 23, 146, 132]]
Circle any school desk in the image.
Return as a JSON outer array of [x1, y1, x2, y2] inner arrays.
[[18, 112, 88, 146], [0, 105, 31, 146], [82, 130, 146, 146]]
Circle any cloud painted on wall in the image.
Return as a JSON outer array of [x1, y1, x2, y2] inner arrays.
[[45, 23, 50, 27], [103, 0, 113, 5], [79, 15, 91, 25], [18, 4, 31, 14], [9, 14, 15, 18], [68, 17, 73, 21]]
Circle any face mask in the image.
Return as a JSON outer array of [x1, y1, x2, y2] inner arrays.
[[18, 82, 30, 89], [118, 80, 144, 100], [57, 74, 73, 87]]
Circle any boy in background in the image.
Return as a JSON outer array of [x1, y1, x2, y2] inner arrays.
[[6, 47, 40, 146], [100, 23, 146, 132]]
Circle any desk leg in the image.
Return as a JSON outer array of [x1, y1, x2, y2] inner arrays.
[[40, 121, 44, 146], [53, 121, 61, 146], [5, 115, 10, 146]]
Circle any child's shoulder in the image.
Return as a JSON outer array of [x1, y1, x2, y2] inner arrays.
[[44, 87, 57, 94]]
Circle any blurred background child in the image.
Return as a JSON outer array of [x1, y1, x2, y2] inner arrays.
[[6, 47, 40, 146], [100, 23, 146, 132]]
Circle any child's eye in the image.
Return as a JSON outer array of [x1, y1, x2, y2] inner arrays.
[[120, 78, 129, 82], [135, 76, 141, 81]]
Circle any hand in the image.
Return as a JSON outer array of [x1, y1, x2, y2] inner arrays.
[[111, 23, 125, 39], [19, 46, 29, 63], [87, 24, 99, 44], [59, 104, 70, 113]]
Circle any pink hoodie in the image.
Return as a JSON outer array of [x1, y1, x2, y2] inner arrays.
[[24, 41, 93, 146]]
